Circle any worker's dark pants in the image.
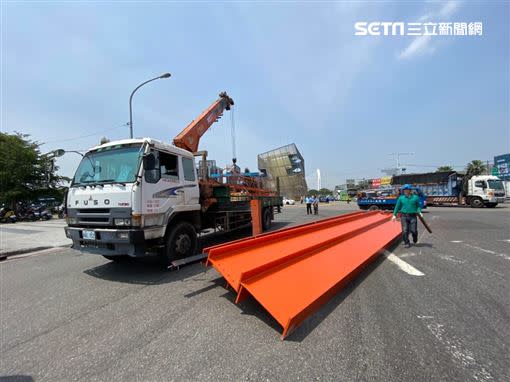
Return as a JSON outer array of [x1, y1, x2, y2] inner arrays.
[[313, 204, 318, 215], [401, 213, 418, 245], [306, 203, 312, 215]]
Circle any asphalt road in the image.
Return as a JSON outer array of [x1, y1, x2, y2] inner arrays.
[[1, 203, 509, 381]]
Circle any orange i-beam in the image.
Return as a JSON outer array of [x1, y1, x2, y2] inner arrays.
[[204, 211, 401, 339]]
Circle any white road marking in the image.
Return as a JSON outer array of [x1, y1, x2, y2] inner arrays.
[[437, 254, 466, 264], [418, 316, 494, 382], [496, 239, 510, 243], [463, 243, 510, 261], [383, 250, 425, 276], [451, 240, 463, 243]]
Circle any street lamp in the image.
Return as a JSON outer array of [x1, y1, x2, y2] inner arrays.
[[129, 73, 171, 139], [52, 149, 96, 169]]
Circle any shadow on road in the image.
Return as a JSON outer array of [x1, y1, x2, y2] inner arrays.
[[413, 242, 433, 248], [84, 257, 209, 285], [82, 222, 295, 286], [0, 376, 34, 382]]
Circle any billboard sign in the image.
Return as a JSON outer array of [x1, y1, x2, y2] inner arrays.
[[494, 154, 510, 180]]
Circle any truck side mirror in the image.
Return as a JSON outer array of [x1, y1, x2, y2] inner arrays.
[[143, 153, 160, 183]]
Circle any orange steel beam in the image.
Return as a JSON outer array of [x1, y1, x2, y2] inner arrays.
[[205, 211, 401, 339], [204, 211, 366, 262]]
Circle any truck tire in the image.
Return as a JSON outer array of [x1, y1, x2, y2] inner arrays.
[[262, 207, 272, 231], [368, 205, 379, 211], [162, 222, 198, 264], [470, 197, 484, 208]]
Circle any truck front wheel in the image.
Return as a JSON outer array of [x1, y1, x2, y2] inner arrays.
[[469, 197, 484, 208], [162, 222, 198, 264]]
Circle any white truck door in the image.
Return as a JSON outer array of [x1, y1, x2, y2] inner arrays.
[[472, 179, 487, 199], [142, 150, 184, 215], [181, 156, 200, 206]]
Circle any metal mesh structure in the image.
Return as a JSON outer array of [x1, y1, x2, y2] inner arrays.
[[257, 144, 308, 200]]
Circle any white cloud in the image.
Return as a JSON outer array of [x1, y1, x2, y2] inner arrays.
[[398, 35, 434, 59], [398, 0, 460, 60], [439, 1, 460, 17]]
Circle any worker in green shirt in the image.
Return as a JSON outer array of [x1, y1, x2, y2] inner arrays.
[[391, 184, 422, 248]]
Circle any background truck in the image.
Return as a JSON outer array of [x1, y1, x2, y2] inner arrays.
[[392, 171, 505, 208], [356, 187, 426, 211], [64, 92, 282, 264], [337, 190, 352, 202]]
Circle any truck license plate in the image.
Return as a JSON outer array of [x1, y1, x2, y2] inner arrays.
[[83, 230, 96, 241]]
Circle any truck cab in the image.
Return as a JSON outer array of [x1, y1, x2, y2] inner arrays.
[[65, 138, 202, 261], [466, 175, 505, 207]]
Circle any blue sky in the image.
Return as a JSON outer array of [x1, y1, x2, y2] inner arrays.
[[2, 1, 509, 189]]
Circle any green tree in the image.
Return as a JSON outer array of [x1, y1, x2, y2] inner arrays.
[[308, 189, 319, 196], [466, 160, 487, 177], [436, 166, 453, 172], [0, 132, 67, 208], [462, 160, 487, 194], [318, 188, 332, 196]]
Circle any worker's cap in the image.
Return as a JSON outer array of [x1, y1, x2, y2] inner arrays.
[[402, 184, 412, 190]]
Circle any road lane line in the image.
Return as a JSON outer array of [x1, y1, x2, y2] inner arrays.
[[383, 250, 425, 276], [418, 316, 494, 382], [437, 254, 466, 264], [462, 243, 510, 261]]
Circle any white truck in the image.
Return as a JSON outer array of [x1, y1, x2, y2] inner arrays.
[[466, 175, 506, 207], [63, 93, 282, 264], [392, 172, 505, 208]]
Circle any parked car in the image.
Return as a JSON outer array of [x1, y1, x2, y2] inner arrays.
[[283, 197, 295, 205]]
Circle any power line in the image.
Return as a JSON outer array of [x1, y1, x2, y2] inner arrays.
[[40, 123, 129, 145]]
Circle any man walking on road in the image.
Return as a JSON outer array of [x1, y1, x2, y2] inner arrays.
[[313, 196, 319, 215], [305, 196, 312, 215], [392, 184, 422, 248]]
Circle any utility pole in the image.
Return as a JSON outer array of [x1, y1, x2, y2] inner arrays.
[[389, 152, 414, 175], [317, 169, 321, 190]]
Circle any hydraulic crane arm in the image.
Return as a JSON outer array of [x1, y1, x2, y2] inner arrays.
[[173, 91, 234, 153]]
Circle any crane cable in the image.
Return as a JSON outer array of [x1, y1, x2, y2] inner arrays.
[[230, 105, 236, 163]]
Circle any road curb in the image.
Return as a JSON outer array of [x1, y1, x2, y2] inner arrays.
[[0, 245, 72, 260]]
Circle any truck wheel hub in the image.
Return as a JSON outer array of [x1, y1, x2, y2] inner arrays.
[[175, 234, 191, 254]]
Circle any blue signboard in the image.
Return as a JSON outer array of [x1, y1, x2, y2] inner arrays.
[[494, 153, 510, 181]]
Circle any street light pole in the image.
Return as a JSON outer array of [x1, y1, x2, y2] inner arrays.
[[128, 73, 171, 139]]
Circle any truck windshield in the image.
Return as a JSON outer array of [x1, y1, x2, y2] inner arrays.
[[487, 180, 504, 190], [72, 145, 143, 186]]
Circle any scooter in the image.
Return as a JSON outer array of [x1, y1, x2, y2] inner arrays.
[[37, 205, 53, 220], [56, 204, 66, 219], [0, 206, 17, 223], [16, 203, 39, 221]]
